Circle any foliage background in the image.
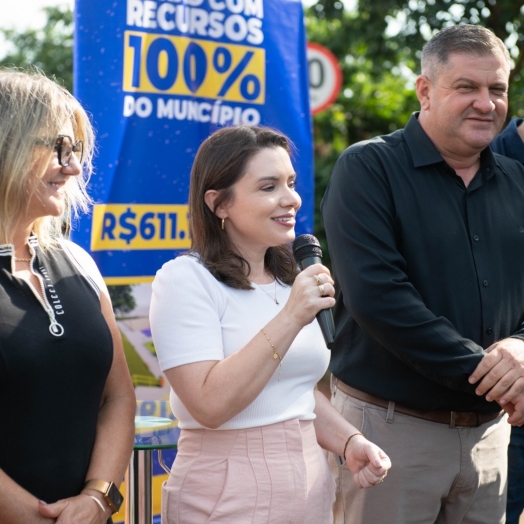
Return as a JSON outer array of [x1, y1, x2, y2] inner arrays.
[[307, 0, 524, 261], [2, 1, 523, 265]]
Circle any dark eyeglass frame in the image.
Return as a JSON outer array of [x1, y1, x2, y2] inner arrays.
[[54, 135, 84, 166]]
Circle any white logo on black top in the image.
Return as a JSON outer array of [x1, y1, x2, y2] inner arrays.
[[39, 266, 66, 316]]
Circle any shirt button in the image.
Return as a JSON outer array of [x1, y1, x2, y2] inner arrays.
[[486, 328, 493, 335], [473, 235, 479, 241], [483, 280, 488, 287]]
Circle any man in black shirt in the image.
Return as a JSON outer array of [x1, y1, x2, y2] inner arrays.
[[322, 24, 524, 524]]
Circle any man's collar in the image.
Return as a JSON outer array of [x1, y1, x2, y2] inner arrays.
[[404, 112, 444, 168], [404, 112, 498, 180]]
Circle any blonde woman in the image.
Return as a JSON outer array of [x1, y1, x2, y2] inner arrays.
[[0, 70, 135, 524]]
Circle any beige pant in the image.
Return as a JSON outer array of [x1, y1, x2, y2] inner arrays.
[[329, 385, 510, 524]]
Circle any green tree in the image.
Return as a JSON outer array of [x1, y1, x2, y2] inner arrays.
[[0, 5, 73, 91], [3, 2, 523, 265], [0, 6, 134, 305], [310, 0, 524, 113], [108, 285, 137, 315], [306, 0, 524, 261]]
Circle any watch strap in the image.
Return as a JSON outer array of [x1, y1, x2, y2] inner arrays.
[[84, 479, 123, 514]]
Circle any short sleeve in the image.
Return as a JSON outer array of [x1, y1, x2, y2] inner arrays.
[[150, 255, 226, 371], [60, 239, 108, 297]]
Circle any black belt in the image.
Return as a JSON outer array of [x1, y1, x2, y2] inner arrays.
[[334, 379, 503, 428]]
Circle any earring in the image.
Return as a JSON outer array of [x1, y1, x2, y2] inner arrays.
[[221, 218, 225, 230]]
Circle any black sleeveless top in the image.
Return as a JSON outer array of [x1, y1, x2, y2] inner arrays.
[[0, 236, 113, 503]]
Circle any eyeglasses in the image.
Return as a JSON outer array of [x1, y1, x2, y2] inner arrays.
[[35, 135, 84, 166], [53, 135, 84, 166]]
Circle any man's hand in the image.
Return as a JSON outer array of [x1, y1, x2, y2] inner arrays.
[[469, 337, 524, 425], [38, 494, 109, 524], [495, 398, 524, 426]]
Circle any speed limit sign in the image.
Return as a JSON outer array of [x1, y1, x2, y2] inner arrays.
[[307, 42, 342, 115]]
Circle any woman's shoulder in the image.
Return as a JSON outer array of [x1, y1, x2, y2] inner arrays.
[[156, 252, 208, 280], [153, 252, 224, 296], [150, 253, 229, 330], [58, 238, 107, 296]]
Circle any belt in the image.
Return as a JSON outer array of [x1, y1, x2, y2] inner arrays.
[[334, 379, 503, 428]]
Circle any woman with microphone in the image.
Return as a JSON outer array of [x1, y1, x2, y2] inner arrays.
[[150, 125, 390, 523]]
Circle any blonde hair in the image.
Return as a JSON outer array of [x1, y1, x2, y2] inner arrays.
[[0, 68, 95, 249]]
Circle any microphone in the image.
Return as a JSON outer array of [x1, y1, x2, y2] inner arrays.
[[292, 234, 335, 349]]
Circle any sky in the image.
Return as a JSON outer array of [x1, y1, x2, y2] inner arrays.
[[0, 0, 74, 31], [0, 0, 354, 59], [0, 0, 351, 32]]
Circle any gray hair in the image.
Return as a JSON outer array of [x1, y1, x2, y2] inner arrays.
[[0, 68, 95, 249], [421, 24, 510, 80]]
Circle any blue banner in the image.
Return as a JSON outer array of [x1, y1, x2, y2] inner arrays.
[[73, 0, 313, 284]]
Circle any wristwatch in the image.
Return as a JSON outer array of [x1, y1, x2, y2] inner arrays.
[[84, 479, 124, 514]]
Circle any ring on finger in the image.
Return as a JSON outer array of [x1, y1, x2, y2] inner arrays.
[[318, 283, 325, 296], [314, 274, 322, 286]]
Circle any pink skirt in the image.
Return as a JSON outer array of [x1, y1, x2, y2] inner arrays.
[[161, 418, 335, 524]]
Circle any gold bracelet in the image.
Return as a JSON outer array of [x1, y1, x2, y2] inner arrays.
[[83, 494, 106, 515], [260, 328, 282, 381], [342, 432, 364, 463]]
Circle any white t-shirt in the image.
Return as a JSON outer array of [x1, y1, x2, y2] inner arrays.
[[150, 254, 330, 430]]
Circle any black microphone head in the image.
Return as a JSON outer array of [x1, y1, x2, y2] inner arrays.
[[292, 234, 323, 263]]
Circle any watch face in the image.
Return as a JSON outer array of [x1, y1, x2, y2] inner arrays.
[[109, 484, 124, 511]]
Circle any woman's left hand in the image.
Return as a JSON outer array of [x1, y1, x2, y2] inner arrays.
[[344, 434, 391, 489], [38, 494, 110, 523]]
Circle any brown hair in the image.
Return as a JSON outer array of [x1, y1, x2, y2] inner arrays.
[[421, 24, 510, 81], [188, 125, 299, 290]]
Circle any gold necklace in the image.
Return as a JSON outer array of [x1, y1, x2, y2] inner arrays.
[[254, 280, 279, 305], [14, 242, 32, 262]]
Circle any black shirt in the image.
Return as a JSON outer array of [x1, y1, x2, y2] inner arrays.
[[321, 112, 524, 413], [0, 237, 113, 503]]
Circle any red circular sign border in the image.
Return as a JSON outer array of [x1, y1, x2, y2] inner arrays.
[[307, 42, 342, 115]]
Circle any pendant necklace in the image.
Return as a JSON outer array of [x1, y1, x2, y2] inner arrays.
[[254, 280, 279, 305]]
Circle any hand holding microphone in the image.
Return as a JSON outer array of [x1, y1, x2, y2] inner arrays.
[[292, 234, 336, 348]]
